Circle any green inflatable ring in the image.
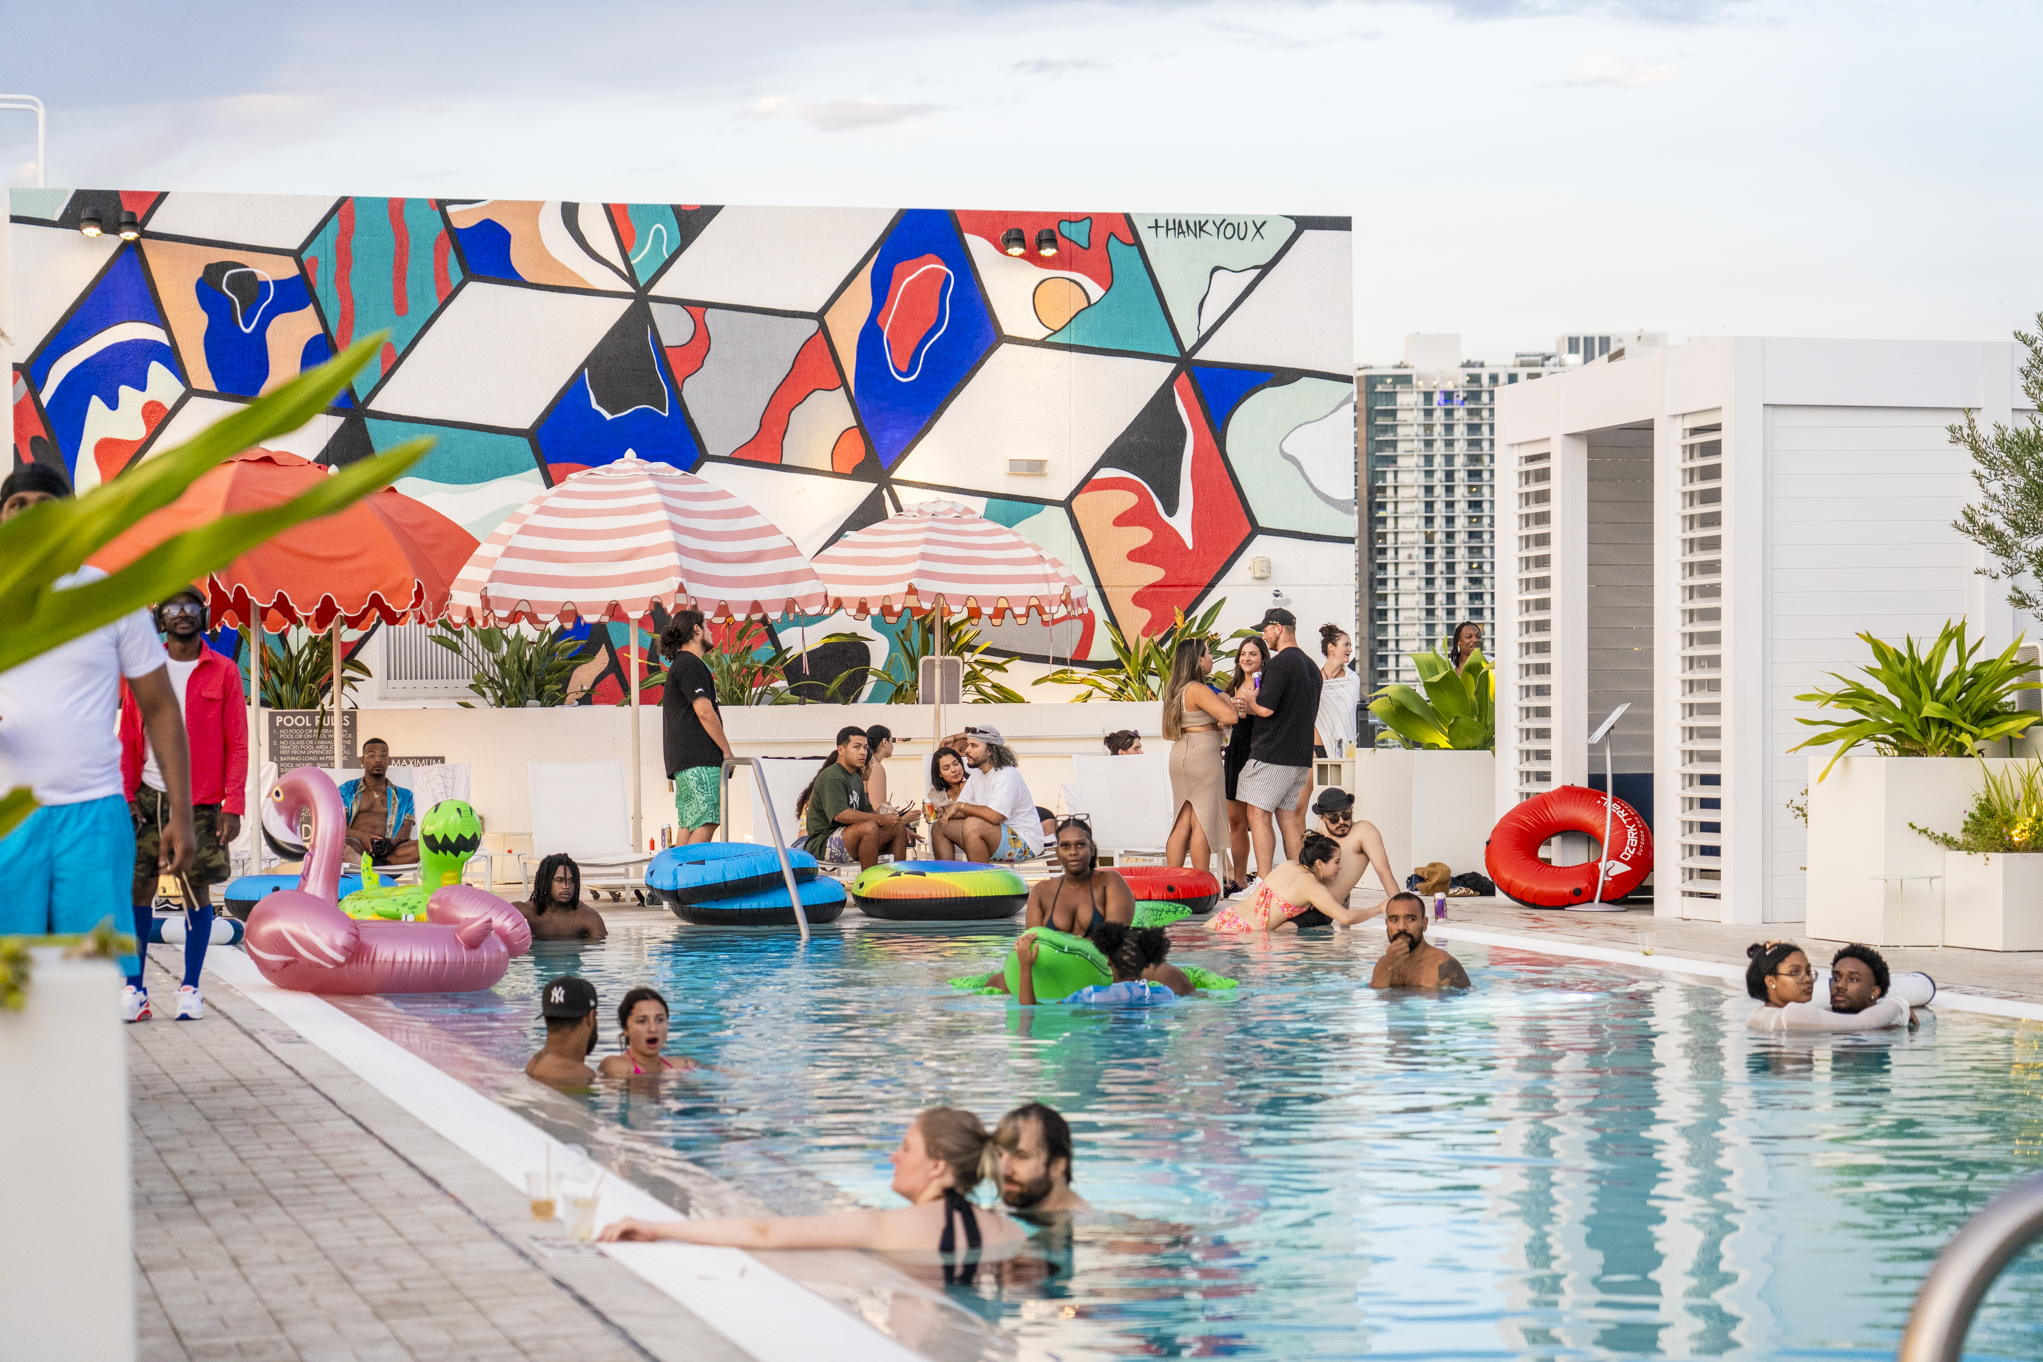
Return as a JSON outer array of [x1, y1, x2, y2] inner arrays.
[[1003, 928, 1110, 1002], [1132, 900, 1192, 928]]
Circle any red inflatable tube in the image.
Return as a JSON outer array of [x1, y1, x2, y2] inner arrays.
[[1485, 784, 1653, 908], [1112, 866, 1221, 913]]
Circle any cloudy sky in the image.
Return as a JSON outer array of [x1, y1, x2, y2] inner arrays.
[[2, 0, 2036, 361]]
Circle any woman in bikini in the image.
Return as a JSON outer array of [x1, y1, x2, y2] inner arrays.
[[1208, 833, 1379, 933], [596, 986, 700, 1079], [599, 1108, 1028, 1271]]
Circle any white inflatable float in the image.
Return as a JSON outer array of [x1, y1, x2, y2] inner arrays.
[[1748, 971, 1934, 1032]]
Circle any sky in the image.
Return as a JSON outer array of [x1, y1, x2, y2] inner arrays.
[[1, 0, 2037, 363]]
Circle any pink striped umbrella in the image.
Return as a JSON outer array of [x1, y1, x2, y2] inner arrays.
[[811, 499, 1088, 624], [447, 456, 827, 625]]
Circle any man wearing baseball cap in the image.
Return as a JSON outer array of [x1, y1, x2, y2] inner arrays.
[[1233, 608, 1320, 886], [526, 975, 599, 1086], [933, 723, 1044, 863], [1298, 788, 1398, 923]]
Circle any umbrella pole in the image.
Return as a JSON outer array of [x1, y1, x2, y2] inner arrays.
[[332, 624, 343, 773], [931, 597, 944, 752], [630, 619, 642, 854], [248, 616, 261, 869]]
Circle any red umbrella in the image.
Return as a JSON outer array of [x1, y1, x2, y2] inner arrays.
[[90, 446, 481, 786]]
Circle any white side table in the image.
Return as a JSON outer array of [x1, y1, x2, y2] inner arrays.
[[1869, 874, 1944, 948]]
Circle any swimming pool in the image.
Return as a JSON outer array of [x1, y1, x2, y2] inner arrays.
[[375, 918, 2043, 1360]]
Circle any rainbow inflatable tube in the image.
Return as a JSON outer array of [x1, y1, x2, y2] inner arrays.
[[852, 861, 1027, 921], [243, 768, 531, 994]]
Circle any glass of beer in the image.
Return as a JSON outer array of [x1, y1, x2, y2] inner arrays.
[[526, 1170, 560, 1222]]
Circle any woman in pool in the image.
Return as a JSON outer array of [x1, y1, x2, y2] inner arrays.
[[1208, 832, 1378, 932], [977, 819, 1136, 993], [599, 1108, 1028, 1258], [597, 986, 700, 1078], [1015, 920, 1187, 1005], [1744, 940, 1910, 1031]]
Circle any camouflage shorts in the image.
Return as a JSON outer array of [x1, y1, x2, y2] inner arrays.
[[131, 786, 233, 889]]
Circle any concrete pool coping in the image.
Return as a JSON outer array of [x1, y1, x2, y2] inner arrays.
[[190, 905, 2043, 1360]]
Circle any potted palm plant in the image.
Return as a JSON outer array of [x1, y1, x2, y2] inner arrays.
[[1793, 621, 2039, 943], [1911, 761, 2043, 951], [1357, 646, 1496, 889]]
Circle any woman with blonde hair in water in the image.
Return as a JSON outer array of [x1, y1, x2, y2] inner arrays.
[[1161, 636, 1238, 884], [600, 1108, 1026, 1266]]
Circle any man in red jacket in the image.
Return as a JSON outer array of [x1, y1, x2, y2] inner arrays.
[[119, 587, 248, 1021]]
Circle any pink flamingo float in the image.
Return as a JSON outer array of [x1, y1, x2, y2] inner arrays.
[[244, 767, 531, 993]]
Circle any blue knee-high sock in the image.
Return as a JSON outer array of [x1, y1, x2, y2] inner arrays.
[[127, 902, 154, 990], [182, 901, 213, 989]]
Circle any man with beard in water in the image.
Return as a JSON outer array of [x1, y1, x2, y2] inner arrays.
[[526, 975, 600, 1085], [1369, 892, 1472, 990], [995, 1103, 1092, 1219]]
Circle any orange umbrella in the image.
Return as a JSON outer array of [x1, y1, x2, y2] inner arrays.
[[90, 446, 481, 789], [91, 447, 479, 631]]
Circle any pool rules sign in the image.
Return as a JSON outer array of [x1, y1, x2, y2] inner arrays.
[[267, 710, 358, 770]]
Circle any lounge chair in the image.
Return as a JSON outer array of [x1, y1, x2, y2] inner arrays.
[[1064, 753, 1174, 864], [518, 759, 651, 902]]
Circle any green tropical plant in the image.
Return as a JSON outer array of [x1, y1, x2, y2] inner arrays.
[[0, 334, 426, 840], [1368, 647, 1495, 750], [1950, 314, 2043, 616], [253, 625, 371, 718], [868, 613, 1025, 704], [1789, 621, 2040, 780], [1033, 599, 1228, 701], [1910, 759, 2043, 854], [430, 624, 593, 708]]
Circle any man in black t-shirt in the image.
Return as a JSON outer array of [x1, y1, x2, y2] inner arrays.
[[1236, 608, 1320, 885], [659, 610, 733, 843]]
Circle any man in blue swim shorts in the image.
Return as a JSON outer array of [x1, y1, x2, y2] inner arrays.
[[0, 463, 195, 1020]]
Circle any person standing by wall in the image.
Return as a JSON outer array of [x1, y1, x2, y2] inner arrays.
[[1222, 636, 1269, 894], [0, 463, 193, 1021], [1448, 621, 1485, 674], [659, 610, 732, 844], [1161, 637, 1236, 884], [1236, 608, 1320, 885], [118, 586, 246, 1021], [1313, 624, 1359, 758]]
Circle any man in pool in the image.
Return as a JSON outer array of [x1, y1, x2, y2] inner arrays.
[[526, 975, 599, 1086], [1830, 943, 1892, 1014], [995, 1102, 1092, 1219], [1370, 892, 1471, 990]]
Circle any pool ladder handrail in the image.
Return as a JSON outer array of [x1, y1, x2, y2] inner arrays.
[[1898, 1169, 2043, 1362], [715, 757, 809, 942]]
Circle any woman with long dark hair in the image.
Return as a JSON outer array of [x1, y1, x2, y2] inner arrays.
[[521, 852, 608, 941], [1161, 636, 1237, 883], [1448, 621, 1485, 674], [1221, 636, 1270, 894], [1314, 623, 1359, 758]]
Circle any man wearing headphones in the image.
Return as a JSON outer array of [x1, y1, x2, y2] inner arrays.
[[118, 586, 247, 1021]]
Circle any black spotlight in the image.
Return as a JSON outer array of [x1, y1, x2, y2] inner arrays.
[[117, 210, 141, 241], [1001, 227, 1026, 257], [1035, 228, 1058, 258], [78, 212, 103, 238]]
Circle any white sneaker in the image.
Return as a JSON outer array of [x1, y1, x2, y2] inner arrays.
[[121, 986, 152, 1022], [175, 986, 203, 1021]]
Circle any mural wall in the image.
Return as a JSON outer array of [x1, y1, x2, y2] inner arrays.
[[7, 189, 1354, 689]]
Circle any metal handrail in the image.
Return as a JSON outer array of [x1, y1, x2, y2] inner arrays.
[[1898, 1171, 2043, 1362], [717, 757, 809, 942]]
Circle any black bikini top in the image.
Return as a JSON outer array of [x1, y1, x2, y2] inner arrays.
[[1051, 874, 1106, 938], [939, 1188, 982, 1286]]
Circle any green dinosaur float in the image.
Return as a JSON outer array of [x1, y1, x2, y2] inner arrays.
[[340, 800, 484, 922]]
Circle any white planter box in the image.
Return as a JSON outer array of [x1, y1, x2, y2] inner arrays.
[[1805, 754, 2027, 944], [0, 951, 134, 1362], [1944, 851, 2043, 952], [1353, 749, 1497, 889]]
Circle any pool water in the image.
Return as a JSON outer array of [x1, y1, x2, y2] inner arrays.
[[381, 919, 2043, 1360]]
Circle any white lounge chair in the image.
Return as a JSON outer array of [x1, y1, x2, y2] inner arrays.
[[1065, 753, 1174, 864], [519, 759, 651, 902]]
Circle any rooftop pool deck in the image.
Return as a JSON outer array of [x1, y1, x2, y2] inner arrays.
[[292, 905, 2043, 1362]]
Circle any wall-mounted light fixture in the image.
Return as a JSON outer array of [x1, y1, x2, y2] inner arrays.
[[1001, 228, 1026, 257], [116, 210, 140, 241], [1035, 228, 1058, 258], [78, 211, 102, 238], [1248, 555, 1272, 580]]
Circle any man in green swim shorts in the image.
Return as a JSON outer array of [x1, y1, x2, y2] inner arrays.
[[660, 610, 733, 843]]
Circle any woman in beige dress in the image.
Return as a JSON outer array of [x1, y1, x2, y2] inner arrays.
[[1162, 638, 1238, 883]]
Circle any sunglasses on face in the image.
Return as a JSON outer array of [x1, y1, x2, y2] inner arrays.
[[159, 602, 204, 618]]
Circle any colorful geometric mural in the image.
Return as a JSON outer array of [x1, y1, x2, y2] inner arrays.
[[7, 193, 1353, 670]]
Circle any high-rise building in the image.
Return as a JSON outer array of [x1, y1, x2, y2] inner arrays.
[[1357, 335, 1564, 694]]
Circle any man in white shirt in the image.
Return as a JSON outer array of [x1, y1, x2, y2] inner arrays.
[[0, 463, 194, 1012], [932, 723, 1043, 864]]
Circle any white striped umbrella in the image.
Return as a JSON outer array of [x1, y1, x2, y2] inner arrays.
[[811, 499, 1088, 625], [812, 499, 1089, 745], [447, 455, 827, 850], [447, 455, 826, 626]]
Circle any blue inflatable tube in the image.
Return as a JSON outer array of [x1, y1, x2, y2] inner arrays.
[[223, 872, 363, 921], [646, 843, 820, 908], [670, 876, 847, 927]]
